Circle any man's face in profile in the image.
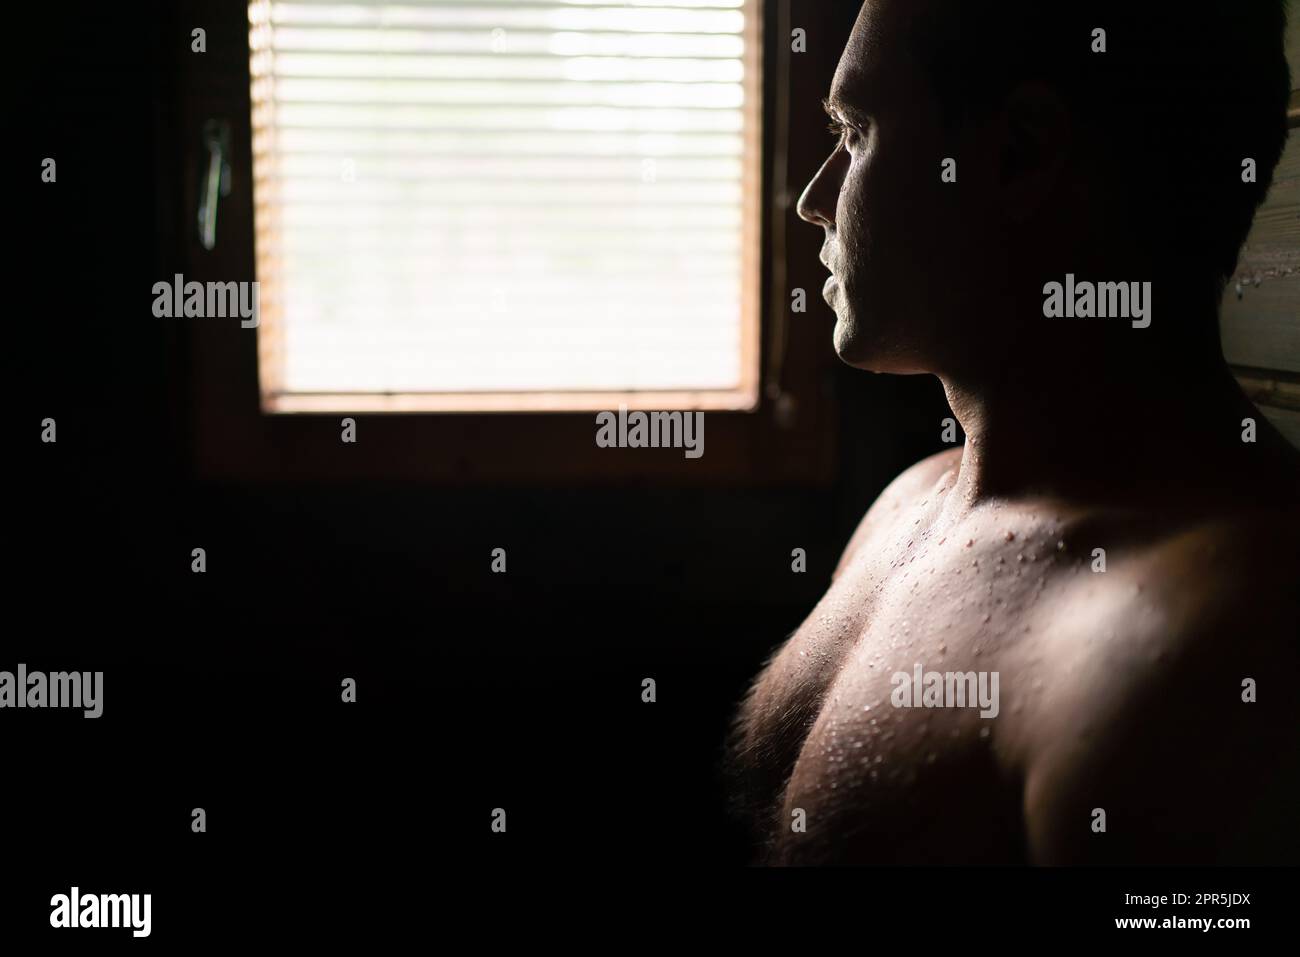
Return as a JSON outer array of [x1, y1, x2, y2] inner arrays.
[[797, 0, 1004, 376]]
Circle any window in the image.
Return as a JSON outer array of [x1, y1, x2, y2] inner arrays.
[[1222, 13, 1300, 448], [248, 0, 762, 412]]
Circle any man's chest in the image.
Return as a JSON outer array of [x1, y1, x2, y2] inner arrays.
[[735, 526, 1075, 860]]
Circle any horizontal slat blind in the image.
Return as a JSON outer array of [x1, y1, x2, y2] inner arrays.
[[249, 0, 759, 404]]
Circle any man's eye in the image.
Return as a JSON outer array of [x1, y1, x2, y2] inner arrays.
[[826, 119, 857, 146]]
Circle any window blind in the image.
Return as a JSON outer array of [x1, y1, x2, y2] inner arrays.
[[248, 0, 761, 411]]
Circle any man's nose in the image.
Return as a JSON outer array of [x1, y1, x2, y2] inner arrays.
[[795, 152, 843, 228]]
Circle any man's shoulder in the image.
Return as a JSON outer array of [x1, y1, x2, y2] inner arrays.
[[1019, 506, 1300, 863], [1045, 503, 1298, 706], [885, 446, 964, 499], [834, 448, 962, 577], [1132, 506, 1298, 637], [1051, 493, 1297, 629]]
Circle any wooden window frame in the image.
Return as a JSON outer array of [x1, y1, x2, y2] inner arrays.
[[171, 0, 840, 486]]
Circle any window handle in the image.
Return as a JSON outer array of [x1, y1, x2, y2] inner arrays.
[[198, 119, 232, 251]]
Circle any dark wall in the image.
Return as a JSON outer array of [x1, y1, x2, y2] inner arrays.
[[15, 0, 956, 882]]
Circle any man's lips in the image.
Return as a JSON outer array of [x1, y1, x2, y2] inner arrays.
[[820, 249, 837, 299]]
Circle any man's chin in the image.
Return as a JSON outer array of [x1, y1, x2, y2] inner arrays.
[[832, 319, 883, 370], [833, 321, 925, 374]]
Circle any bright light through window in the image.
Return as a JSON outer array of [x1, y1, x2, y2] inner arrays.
[[249, 0, 762, 412]]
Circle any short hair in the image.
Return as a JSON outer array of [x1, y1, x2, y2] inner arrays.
[[910, 0, 1293, 290]]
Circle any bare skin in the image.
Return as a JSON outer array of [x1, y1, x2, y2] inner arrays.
[[733, 440, 1299, 864], [728, 0, 1300, 865]]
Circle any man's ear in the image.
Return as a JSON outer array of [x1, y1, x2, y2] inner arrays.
[[998, 80, 1073, 222]]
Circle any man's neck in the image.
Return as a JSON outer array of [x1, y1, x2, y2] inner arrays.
[[938, 342, 1251, 511]]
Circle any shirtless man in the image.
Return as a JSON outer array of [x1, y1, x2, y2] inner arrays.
[[728, 0, 1300, 864]]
